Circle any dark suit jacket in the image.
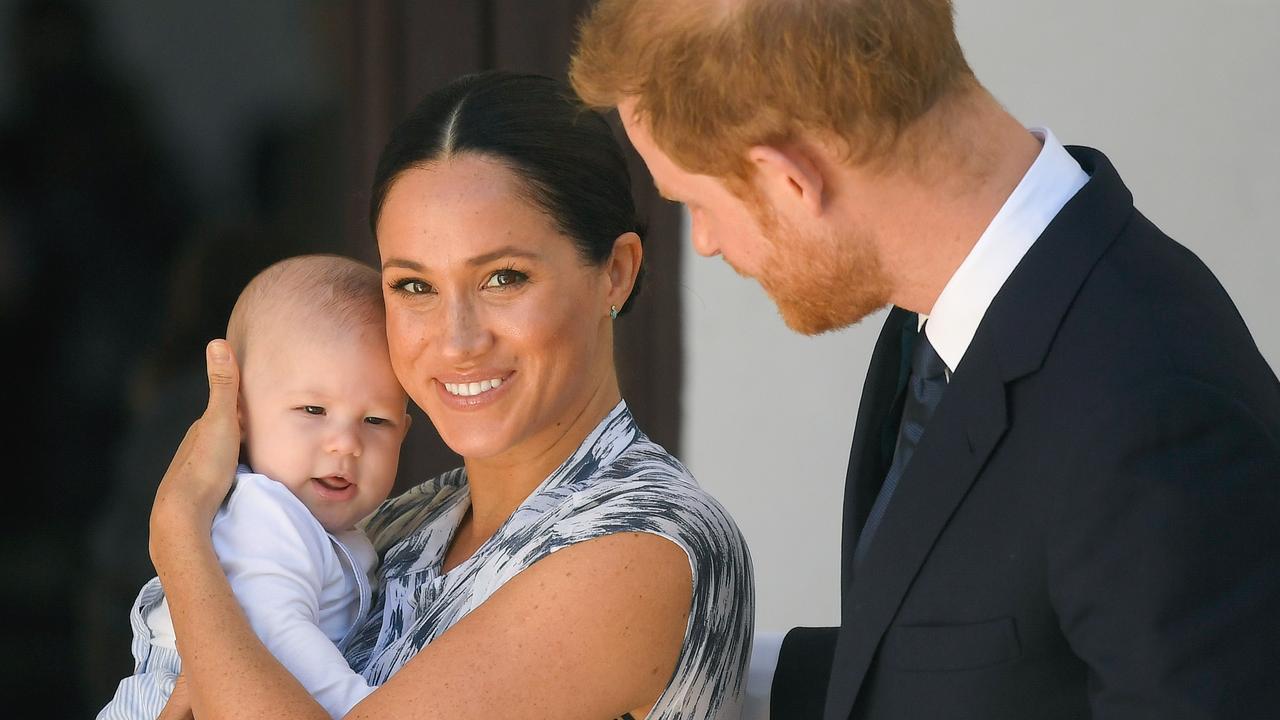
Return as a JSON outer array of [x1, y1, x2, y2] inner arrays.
[[771, 146, 1280, 719]]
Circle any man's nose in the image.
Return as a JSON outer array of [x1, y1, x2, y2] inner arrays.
[[689, 216, 721, 258]]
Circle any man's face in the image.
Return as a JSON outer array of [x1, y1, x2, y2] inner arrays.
[[618, 99, 890, 334]]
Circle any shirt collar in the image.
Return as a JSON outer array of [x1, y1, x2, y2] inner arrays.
[[921, 127, 1089, 375]]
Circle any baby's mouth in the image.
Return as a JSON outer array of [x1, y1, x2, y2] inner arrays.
[[313, 474, 353, 491]]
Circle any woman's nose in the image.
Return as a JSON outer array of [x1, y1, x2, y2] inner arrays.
[[439, 297, 493, 361]]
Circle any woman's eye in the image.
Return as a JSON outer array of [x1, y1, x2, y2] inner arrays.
[[391, 279, 432, 295], [302, 406, 325, 416], [484, 268, 528, 289]]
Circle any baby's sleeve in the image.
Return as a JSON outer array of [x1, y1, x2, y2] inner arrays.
[[214, 476, 375, 718]]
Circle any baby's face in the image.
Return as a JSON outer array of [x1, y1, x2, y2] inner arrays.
[[239, 321, 409, 532]]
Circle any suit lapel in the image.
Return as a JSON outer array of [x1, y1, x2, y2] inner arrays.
[[825, 338, 1009, 720], [822, 146, 1137, 720], [839, 307, 916, 593]]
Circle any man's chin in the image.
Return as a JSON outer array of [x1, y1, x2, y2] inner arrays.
[[773, 292, 887, 336]]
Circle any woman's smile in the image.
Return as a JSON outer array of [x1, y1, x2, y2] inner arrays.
[[435, 371, 515, 409]]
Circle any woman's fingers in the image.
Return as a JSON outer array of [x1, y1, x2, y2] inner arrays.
[[150, 340, 244, 559], [198, 339, 242, 482], [157, 673, 195, 720], [204, 339, 240, 425]]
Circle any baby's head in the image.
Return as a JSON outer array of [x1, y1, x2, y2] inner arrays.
[[227, 255, 409, 532]]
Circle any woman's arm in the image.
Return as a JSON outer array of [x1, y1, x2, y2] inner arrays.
[[350, 531, 692, 720], [153, 341, 694, 719]]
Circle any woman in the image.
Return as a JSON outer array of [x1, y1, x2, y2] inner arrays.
[[148, 71, 753, 719]]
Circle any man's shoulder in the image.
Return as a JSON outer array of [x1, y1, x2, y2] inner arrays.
[[987, 209, 1278, 432], [1064, 214, 1265, 384]]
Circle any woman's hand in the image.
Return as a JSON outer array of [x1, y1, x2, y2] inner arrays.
[[157, 673, 195, 720], [149, 339, 242, 571]]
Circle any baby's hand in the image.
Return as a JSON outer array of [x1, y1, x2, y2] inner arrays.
[[150, 339, 242, 567]]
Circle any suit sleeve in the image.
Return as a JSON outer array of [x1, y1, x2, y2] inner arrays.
[[214, 479, 374, 718], [770, 626, 839, 719], [1048, 375, 1280, 718]]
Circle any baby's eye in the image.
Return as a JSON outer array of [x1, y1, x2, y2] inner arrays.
[[390, 279, 432, 295], [365, 416, 390, 426], [301, 406, 325, 416], [483, 268, 528, 289]]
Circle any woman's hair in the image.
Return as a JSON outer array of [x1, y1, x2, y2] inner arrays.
[[571, 0, 977, 185], [370, 71, 645, 314]]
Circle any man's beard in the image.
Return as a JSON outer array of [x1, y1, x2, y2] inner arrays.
[[751, 210, 892, 336]]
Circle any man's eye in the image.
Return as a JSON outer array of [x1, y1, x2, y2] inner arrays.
[[302, 406, 325, 416], [484, 269, 528, 289]]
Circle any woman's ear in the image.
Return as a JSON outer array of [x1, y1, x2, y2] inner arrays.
[[605, 231, 643, 312], [747, 143, 826, 218]]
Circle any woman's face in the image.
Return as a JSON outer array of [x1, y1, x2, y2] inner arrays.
[[376, 154, 621, 464]]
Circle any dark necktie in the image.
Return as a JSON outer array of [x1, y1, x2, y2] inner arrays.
[[853, 324, 949, 568]]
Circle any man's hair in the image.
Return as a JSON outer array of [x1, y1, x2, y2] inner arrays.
[[571, 0, 977, 184], [226, 254, 385, 364]]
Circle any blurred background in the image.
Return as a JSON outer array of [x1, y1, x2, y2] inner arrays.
[[0, 1, 1275, 716]]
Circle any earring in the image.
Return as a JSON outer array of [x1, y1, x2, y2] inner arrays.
[[609, 305, 619, 320]]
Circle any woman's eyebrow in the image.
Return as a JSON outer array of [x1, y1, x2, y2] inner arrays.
[[466, 246, 542, 266], [382, 257, 423, 271], [382, 247, 541, 273]]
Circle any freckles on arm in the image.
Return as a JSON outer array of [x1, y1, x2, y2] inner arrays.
[[347, 532, 693, 720]]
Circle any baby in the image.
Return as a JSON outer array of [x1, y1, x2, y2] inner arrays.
[[98, 255, 411, 719]]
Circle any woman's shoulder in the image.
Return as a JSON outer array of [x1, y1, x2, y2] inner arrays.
[[360, 467, 468, 555], [554, 432, 748, 559], [554, 432, 755, 719]]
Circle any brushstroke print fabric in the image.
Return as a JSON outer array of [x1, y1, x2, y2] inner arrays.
[[344, 402, 754, 718]]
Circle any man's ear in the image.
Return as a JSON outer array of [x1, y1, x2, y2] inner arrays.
[[747, 144, 826, 217]]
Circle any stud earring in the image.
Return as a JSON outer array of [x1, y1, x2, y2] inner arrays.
[[609, 305, 619, 320]]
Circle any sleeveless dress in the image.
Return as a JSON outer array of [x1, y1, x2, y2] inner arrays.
[[343, 402, 754, 718]]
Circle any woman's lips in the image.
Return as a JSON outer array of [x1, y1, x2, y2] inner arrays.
[[435, 371, 514, 409]]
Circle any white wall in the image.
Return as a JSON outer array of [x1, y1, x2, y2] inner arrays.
[[681, 0, 1280, 634]]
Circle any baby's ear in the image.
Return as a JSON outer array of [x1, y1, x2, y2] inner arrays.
[[402, 413, 414, 436]]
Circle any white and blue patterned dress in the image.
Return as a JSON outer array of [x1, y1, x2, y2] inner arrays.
[[343, 401, 754, 719]]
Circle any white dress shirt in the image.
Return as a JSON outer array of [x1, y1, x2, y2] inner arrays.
[[743, 128, 1089, 719], [920, 127, 1089, 373]]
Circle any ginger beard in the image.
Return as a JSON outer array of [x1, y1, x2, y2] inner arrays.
[[744, 194, 892, 336]]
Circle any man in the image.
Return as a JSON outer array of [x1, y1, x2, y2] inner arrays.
[[571, 1, 1280, 718]]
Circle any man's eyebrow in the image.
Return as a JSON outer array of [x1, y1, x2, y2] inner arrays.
[[381, 247, 542, 273]]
